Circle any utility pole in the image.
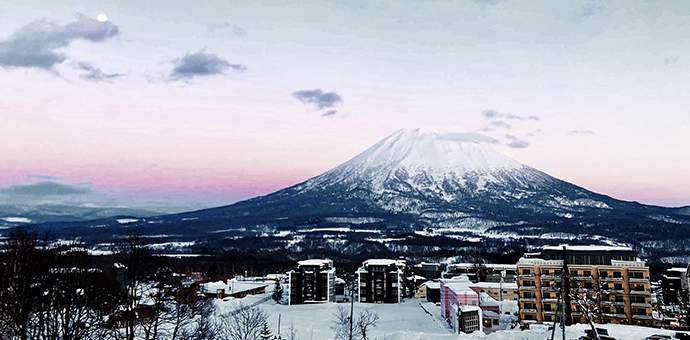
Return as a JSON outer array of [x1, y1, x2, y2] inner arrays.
[[562, 246, 573, 326], [349, 274, 355, 340]]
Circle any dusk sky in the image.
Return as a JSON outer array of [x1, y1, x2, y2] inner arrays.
[[1, 0, 689, 211]]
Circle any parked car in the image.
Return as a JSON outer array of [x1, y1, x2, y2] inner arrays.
[[578, 336, 616, 340], [676, 333, 690, 340], [645, 335, 673, 340], [585, 328, 610, 336]]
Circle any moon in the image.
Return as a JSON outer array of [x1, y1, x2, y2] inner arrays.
[[97, 13, 108, 22]]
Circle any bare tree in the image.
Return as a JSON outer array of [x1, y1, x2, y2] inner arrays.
[[192, 299, 219, 340], [286, 319, 298, 340], [331, 305, 352, 340], [355, 309, 379, 340], [569, 278, 602, 340], [221, 304, 269, 340], [0, 228, 54, 340]]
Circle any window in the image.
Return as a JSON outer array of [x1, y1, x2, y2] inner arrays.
[[543, 269, 550, 275], [583, 270, 591, 276], [523, 292, 536, 299], [630, 272, 644, 279], [614, 283, 623, 291], [522, 269, 533, 275], [543, 292, 551, 299], [544, 315, 552, 321], [524, 303, 537, 310], [570, 270, 578, 276], [600, 271, 608, 278], [613, 272, 622, 278], [523, 280, 536, 287]]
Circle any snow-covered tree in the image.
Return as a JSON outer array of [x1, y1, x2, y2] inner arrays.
[[272, 279, 283, 303]]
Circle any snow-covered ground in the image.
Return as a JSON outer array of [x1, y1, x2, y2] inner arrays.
[[213, 288, 682, 340]]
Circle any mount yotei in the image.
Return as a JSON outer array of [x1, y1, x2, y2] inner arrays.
[[22, 128, 690, 263]]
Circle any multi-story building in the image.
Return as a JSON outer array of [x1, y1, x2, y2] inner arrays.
[[357, 259, 403, 303], [517, 245, 652, 326], [440, 277, 483, 333], [288, 259, 336, 305], [444, 263, 517, 283]]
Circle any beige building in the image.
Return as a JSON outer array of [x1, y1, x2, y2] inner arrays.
[[517, 245, 652, 326]]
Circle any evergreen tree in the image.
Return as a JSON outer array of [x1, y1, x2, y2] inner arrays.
[[272, 279, 284, 303], [259, 322, 273, 340]]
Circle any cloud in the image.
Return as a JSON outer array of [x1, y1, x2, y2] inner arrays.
[[0, 13, 119, 70], [569, 130, 596, 135], [170, 49, 245, 80], [482, 109, 539, 121], [0, 181, 94, 196], [293, 89, 343, 109], [504, 134, 531, 148], [232, 26, 247, 36], [323, 110, 338, 117], [490, 121, 511, 130], [75, 61, 123, 82], [581, 0, 606, 17], [26, 174, 64, 181]]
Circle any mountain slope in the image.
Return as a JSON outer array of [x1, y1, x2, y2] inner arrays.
[[17, 128, 690, 262]]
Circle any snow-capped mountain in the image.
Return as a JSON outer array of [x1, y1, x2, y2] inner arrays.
[[17, 128, 690, 263]]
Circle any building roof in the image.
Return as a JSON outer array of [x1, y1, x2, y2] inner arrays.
[[200, 279, 268, 295], [364, 259, 398, 266], [471, 281, 518, 290], [298, 259, 333, 267], [541, 245, 634, 252]]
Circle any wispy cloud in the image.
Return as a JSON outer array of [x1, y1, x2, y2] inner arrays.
[[490, 121, 511, 130], [0, 13, 119, 70], [323, 110, 338, 117], [569, 130, 596, 135], [75, 61, 122, 82], [232, 26, 247, 36], [581, 0, 606, 17], [482, 109, 539, 121], [0, 181, 94, 196], [170, 49, 245, 80], [504, 134, 531, 148], [293, 89, 342, 109], [26, 174, 64, 181]]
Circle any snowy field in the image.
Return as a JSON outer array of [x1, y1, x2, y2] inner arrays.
[[214, 291, 681, 340]]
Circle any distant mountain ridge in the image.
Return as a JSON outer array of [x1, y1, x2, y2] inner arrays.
[[13, 128, 690, 263]]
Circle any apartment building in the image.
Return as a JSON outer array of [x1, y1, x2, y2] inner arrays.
[[288, 259, 336, 305], [517, 245, 652, 326], [357, 259, 404, 303]]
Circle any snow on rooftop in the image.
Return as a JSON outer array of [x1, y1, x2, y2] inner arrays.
[[668, 267, 688, 272], [471, 281, 518, 290], [364, 259, 398, 266], [542, 245, 634, 252], [298, 259, 333, 267]]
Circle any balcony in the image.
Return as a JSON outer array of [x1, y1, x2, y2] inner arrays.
[[631, 303, 652, 308], [543, 310, 556, 315], [602, 313, 627, 319], [571, 276, 593, 281], [541, 275, 561, 280], [521, 298, 537, 302], [629, 278, 649, 283], [519, 286, 536, 291], [542, 298, 558, 303], [633, 315, 653, 320], [600, 277, 624, 282], [520, 309, 538, 314], [629, 290, 651, 295], [519, 274, 536, 279]]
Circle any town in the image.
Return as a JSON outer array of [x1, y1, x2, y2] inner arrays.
[[2, 229, 690, 340]]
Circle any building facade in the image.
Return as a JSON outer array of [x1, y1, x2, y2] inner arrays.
[[440, 277, 483, 333], [288, 259, 336, 305], [357, 259, 403, 303], [517, 246, 652, 326]]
